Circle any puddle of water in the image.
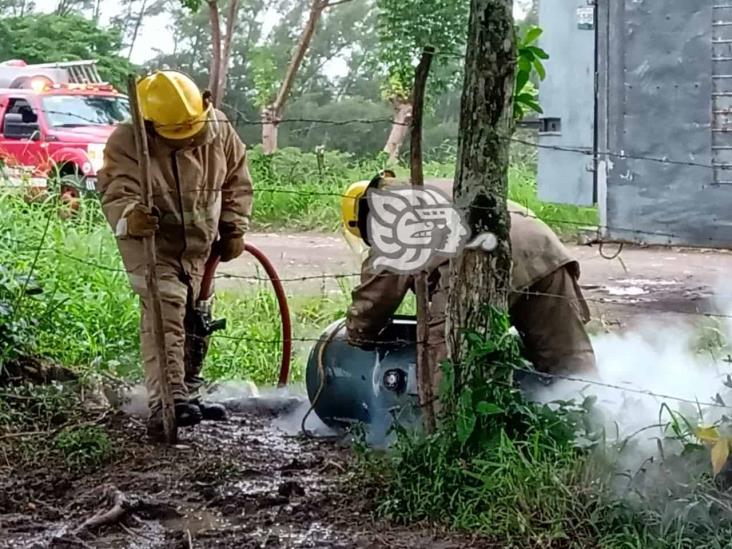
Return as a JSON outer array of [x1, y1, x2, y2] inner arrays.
[[250, 521, 337, 547], [230, 477, 274, 497], [604, 285, 647, 296], [615, 278, 678, 286], [163, 508, 229, 535]]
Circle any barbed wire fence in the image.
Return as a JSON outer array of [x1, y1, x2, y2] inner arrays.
[[4, 108, 732, 418]]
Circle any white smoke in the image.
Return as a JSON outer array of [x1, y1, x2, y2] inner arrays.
[[537, 288, 732, 477]]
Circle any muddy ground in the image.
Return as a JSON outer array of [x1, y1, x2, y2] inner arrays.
[[1, 405, 489, 549]]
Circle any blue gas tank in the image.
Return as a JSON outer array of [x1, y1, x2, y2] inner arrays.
[[305, 316, 420, 429]]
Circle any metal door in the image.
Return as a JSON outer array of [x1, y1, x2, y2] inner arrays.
[[537, 0, 596, 206], [596, 0, 732, 247]]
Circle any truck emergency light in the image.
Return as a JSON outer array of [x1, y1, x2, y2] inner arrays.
[[29, 77, 53, 93], [0, 59, 107, 89]]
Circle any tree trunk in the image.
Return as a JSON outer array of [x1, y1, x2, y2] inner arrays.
[[261, 0, 329, 154], [127, 0, 148, 60], [207, 0, 223, 106], [217, 0, 240, 104], [446, 0, 516, 384], [383, 98, 412, 164], [261, 108, 278, 155], [55, 0, 71, 15]]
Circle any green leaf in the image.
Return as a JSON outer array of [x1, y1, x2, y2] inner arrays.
[[518, 47, 535, 62], [523, 26, 543, 46], [533, 59, 547, 81], [528, 46, 549, 60], [515, 70, 529, 93], [476, 402, 504, 416], [465, 331, 484, 346], [518, 57, 532, 75], [524, 100, 543, 114], [456, 388, 477, 444], [515, 93, 536, 103]]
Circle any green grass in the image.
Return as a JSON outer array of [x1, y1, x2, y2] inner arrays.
[[247, 147, 598, 235], [55, 425, 112, 472], [0, 191, 351, 385], [507, 165, 598, 235]]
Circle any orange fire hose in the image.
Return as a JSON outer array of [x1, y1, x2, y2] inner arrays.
[[200, 243, 292, 387]]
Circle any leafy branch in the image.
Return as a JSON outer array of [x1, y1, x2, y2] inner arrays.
[[514, 25, 548, 120]]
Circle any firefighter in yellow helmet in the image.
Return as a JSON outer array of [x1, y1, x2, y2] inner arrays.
[[342, 173, 596, 399], [97, 71, 253, 439]]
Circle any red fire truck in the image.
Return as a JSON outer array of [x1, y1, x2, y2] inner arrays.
[[0, 59, 129, 197]]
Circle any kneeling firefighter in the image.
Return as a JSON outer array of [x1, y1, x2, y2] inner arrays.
[[97, 71, 253, 439], [342, 173, 596, 403]]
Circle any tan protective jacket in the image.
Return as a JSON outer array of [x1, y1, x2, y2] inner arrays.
[[347, 179, 577, 345], [97, 110, 253, 290]]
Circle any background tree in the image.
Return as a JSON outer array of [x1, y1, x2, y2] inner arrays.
[[258, 0, 352, 154], [446, 0, 515, 383], [54, 0, 94, 16], [0, 0, 35, 16], [110, 0, 167, 60], [372, 0, 469, 162], [205, 0, 242, 107], [0, 13, 134, 89], [0, 0, 537, 157]]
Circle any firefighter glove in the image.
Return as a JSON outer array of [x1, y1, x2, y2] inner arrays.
[[126, 204, 159, 238], [217, 235, 245, 262]]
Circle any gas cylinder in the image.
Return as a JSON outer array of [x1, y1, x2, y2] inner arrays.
[[305, 316, 420, 430]]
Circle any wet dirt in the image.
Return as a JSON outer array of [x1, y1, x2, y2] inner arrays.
[[0, 409, 490, 548]]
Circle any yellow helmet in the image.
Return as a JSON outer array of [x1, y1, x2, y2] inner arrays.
[[341, 170, 397, 241], [137, 71, 210, 140], [341, 180, 369, 238]]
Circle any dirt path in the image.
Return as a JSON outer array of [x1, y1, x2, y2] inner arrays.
[[1, 404, 486, 549], [224, 233, 732, 328]]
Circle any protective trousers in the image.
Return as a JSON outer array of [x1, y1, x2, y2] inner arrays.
[[139, 268, 206, 413], [428, 265, 596, 402]]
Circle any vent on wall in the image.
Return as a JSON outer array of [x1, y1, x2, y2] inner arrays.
[[539, 117, 562, 134]]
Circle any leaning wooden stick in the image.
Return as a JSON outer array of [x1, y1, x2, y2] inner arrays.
[[410, 47, 436, 433], [127, 75, 177, 444]]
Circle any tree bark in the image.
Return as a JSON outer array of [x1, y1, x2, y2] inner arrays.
[[261, 0, 329, 154], [261, 107, 278, 155], [383, 97, 412, 164], [207, 0, 223, 106], [446, 0, 516, 384]]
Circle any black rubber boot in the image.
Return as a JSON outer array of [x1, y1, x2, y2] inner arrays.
[[147, 400, 203, 440], [175, 400, 203, 426], [192, 399, 228, 422]]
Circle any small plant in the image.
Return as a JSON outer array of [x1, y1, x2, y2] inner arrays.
[[55, 425, 112, 472], [362, 308, 592, 541], [0, 382, 77, 431]]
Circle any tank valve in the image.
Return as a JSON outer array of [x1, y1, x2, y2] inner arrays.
[[383, 369, 406, 394]]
